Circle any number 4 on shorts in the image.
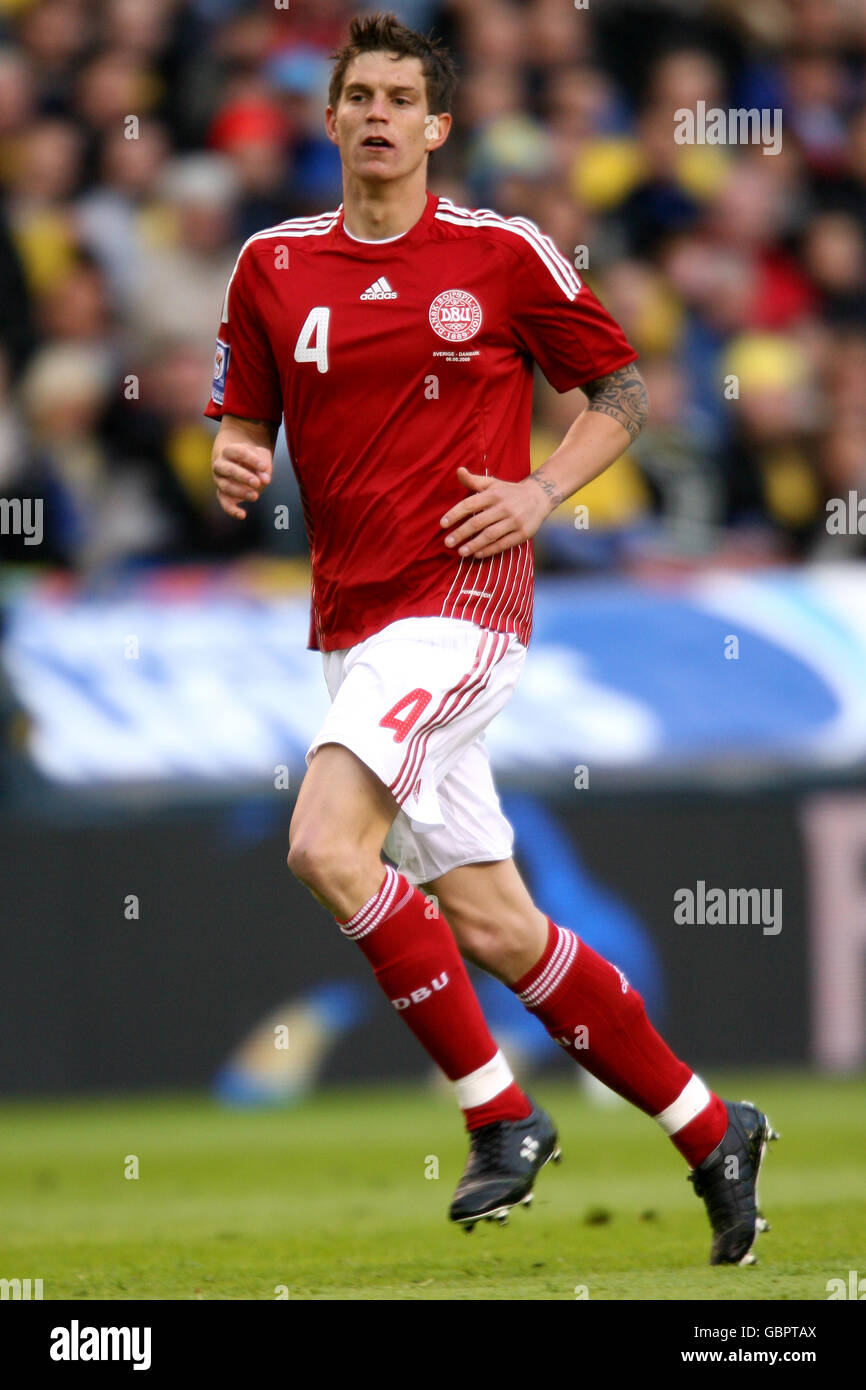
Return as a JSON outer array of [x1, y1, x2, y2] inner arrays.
[[379, 689, 432, 743]]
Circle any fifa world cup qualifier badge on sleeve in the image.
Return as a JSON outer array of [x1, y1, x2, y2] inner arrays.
[[212, 338, 230, 406]]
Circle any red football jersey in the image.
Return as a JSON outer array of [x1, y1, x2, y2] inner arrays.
[[205, 192, 637, 652]]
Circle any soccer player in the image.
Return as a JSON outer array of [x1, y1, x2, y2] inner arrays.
[[208, 13, 776, 1262]]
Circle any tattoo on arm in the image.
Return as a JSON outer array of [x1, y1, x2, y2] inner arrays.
[[530, 468, 565, 510], [583, 363, 649, 441]]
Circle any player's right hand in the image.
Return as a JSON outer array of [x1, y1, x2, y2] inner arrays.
[[212, 442, 273, 520]]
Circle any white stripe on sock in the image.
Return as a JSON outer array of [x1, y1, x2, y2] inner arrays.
[[339, 866, 402, 940], [454, 1049, 514, 1111], [653, 1074, 711, 1136], [518, 927, 577, 1006]]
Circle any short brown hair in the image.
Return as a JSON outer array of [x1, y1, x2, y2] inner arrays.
[[329, 12, 457, 115]]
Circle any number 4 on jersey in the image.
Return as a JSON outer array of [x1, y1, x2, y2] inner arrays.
[[379, 688, 432, 743], [294, 307, 330, 374]]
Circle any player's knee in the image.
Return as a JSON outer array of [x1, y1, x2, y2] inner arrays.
[[286, 829, 364, 904], [286, 836, 314, 887], [287, 832, 337, 894]]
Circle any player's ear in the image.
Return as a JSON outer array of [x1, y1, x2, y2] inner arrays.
[[424, 112, 452, 152], [325, 105, 340, 146]]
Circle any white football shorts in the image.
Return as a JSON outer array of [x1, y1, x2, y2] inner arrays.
[[305, 616, 526, 884]]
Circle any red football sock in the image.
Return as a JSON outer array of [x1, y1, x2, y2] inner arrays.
[[337, 866, 530, 1131], [512, 920, 728, 1167]]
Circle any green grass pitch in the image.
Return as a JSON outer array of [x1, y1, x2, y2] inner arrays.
[[1, 1071, 863, 1300]]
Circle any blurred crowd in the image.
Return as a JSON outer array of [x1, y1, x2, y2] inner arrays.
[[1, 0, 865, 577]]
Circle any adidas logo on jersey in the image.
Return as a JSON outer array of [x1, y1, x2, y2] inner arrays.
[[361, 277, 398, 300]]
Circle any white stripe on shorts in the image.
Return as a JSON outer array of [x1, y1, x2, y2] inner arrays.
[[389, 630, 505, 804]]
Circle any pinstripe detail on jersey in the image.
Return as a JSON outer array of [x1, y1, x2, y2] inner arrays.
[[388, 629, 508, 805], [439, 543, 533, 648], [221, 210, 341, 320], [435, 198, 582, 301], [478, 546, 514, 631]]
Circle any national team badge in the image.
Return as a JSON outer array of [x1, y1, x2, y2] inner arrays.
[[428, 289, 482, 343], [212, 338, 230, 406]]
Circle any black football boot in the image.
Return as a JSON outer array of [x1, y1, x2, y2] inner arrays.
[[688, 1098, 780, 1265], [449, 1102, 560, 1231]]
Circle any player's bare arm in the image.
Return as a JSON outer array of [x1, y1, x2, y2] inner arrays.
[[440, 361, 649, 560], [212, 413, 277, 520], [581, 360, 649, 441]]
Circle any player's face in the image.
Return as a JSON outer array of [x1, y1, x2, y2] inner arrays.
[[326, 51, 446, 182]]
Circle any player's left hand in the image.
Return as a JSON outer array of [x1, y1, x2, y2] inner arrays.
[[440, 467, 553, 559]]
